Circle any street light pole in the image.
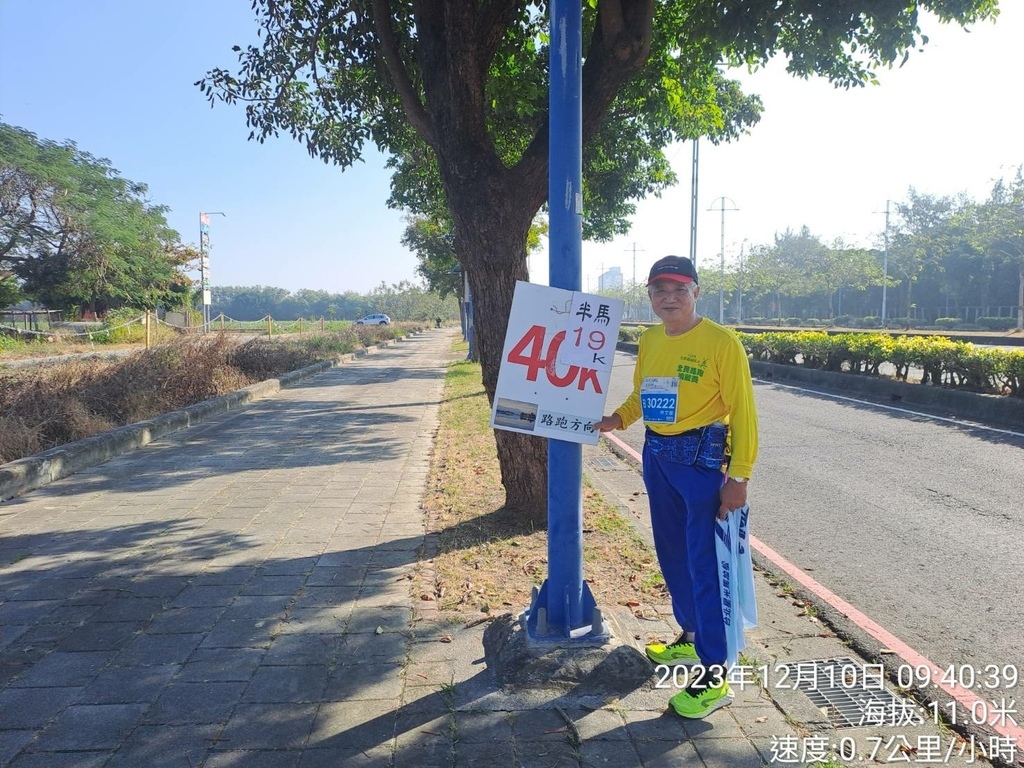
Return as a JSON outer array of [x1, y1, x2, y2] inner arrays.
[[527, 0, 607, 643], [708, 197, 738, 324], [199, 211, 226, 329]]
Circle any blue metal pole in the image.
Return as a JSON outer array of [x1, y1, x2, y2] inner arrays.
[[544, 0, 584, 635]]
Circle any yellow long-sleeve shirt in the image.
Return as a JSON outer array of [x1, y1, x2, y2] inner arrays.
[[614, 318, 759, 478]]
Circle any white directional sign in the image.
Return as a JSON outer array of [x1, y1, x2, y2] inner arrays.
[[490, 281, 623, 445]]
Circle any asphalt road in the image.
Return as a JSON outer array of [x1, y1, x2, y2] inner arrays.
[[603, 348, 1024, 696]]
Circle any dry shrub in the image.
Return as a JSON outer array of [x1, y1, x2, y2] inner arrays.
[[141, 336, 240, 407], [227, 338, 318, 382], [80, 336, 252, 424], [0, 337, 254, 463], [51, 398, 116, 444], [0, 362, 117, 462], [0, 331, 375, 465], [211, 365, 250, 395], [0, 415, 41, 464], [352, 324, 400, 345]]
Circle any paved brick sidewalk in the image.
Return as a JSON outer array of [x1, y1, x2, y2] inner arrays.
[[0, 331, 453, 767], [0, 328, 987, 767]]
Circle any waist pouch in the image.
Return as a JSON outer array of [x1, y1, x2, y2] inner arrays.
[[645, 423, 727, 470]]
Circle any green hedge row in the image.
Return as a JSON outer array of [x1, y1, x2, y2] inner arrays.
[[735, 331, 1024, 397], [618, 326, 646, 343]]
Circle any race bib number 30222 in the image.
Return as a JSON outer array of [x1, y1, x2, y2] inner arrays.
[[640, 377, 678, 423]]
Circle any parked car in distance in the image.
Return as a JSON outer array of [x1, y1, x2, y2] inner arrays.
[[355, 314, 391, 325]]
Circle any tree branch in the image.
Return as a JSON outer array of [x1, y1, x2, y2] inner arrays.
[[475, 0, 518, 79], [0, 236, 21, 260], [582, 0, 654, 144], [371, 0, 437, 148], [512, 0, 654, 209]]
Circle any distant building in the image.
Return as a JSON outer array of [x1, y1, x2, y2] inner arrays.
[[598, 266, 623, 291]]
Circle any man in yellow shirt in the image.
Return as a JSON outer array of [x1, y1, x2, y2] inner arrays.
[[595, 255, 758, 719]]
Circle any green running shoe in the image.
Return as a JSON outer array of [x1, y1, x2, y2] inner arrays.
[[669, 676, 734, 719], [645, 634, 699, 666]]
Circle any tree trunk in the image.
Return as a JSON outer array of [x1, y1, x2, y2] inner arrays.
[[409, 0, 654, 526], [470, 253, 548, 525], [450, 186, 549, 526]]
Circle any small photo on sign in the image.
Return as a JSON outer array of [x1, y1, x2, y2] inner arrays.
[[493, 398, 538, 431]]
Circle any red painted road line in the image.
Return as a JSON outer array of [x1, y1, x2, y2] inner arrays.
[[604, 430, 643, 463], [601, 430, 1024, 746]]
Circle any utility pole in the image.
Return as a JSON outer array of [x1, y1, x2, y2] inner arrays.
[[199, 211, 226, 330], [625, 243, 644, 321], [882, 200, 891, 328], [708, 197, 739, 324], [625, 242, 644, 286]]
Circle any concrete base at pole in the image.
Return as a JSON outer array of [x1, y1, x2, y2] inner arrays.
[[523, 580, 609, 642], [482, 610, 654, 694]]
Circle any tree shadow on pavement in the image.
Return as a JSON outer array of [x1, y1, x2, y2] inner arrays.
[[0, 499, 578, 765], [12, 399, 423, 502]]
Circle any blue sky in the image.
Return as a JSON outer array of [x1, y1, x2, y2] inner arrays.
[[2, 1, 1020, 295]]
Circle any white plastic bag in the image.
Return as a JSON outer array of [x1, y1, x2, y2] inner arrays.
[[734, 504, 758, 630], [715, 505, 757, 668]]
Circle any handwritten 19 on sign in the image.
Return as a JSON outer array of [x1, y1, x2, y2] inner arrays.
[[505, 324, 605, 393]]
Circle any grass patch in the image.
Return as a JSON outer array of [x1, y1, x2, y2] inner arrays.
[[420, 342, 668, 620]]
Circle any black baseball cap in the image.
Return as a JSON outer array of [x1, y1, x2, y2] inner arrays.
[[647, 255, 698, 285]]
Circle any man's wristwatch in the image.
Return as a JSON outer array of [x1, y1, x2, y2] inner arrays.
[[730, 476, 748, 483]]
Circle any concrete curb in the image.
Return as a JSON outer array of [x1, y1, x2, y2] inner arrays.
[[0, 334, 415, 502]]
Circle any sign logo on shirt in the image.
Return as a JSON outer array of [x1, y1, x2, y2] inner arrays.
[[676, 354, 708, 384]]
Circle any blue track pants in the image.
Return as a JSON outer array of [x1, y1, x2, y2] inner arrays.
[[642, 442, 727, 667]]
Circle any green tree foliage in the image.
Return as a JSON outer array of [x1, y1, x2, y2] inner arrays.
[[596, 278, 653, 322], [365, 279, 458, 321], [709, 175, 1020, 328], [213, 285, 293, 320], [740, 237, 806, 320], [198, 0, 998, 512], [0, 123, 196, 316], [971, 169, 1024, 330], [213, 282, 458, 322], [401, 214, 462, 299], [890, 189, 974, 325], [0, 273, 22, 308], [404, 211, 549, 301], [740, 230, 886, 319]]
